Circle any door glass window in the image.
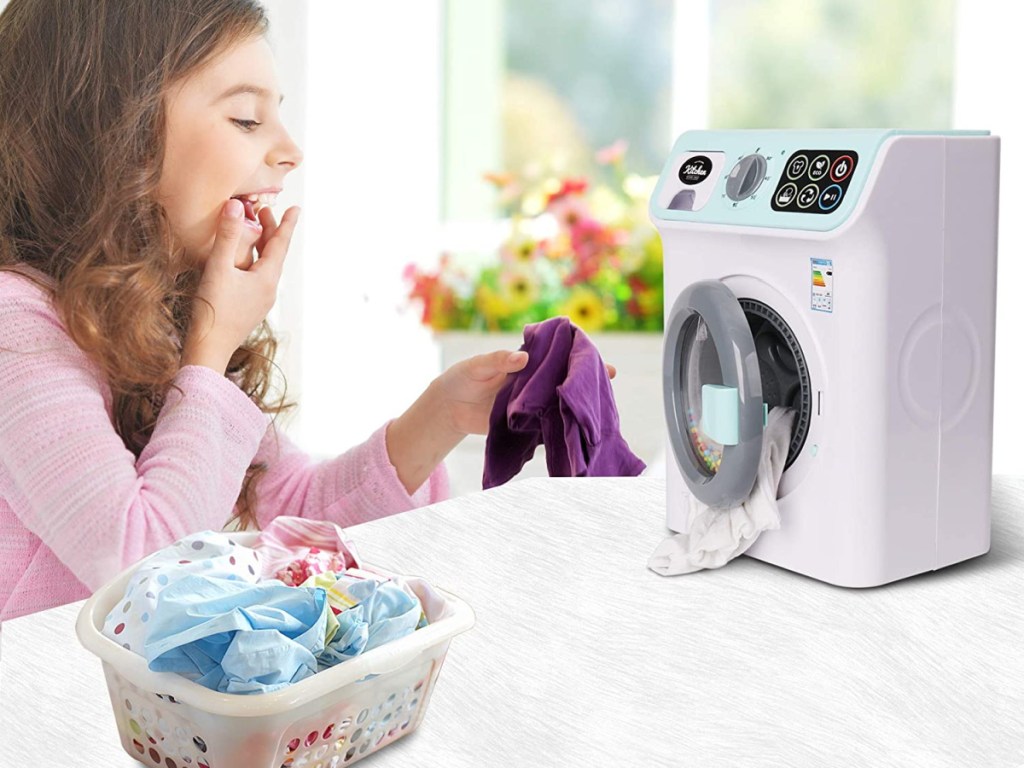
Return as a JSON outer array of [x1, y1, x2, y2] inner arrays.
[[679, 314, 725, 476]]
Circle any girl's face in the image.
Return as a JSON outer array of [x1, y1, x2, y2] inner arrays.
[[157, 35, 303, 268]]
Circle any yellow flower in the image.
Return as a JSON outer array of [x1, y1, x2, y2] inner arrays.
[[499, 267, 541, 314], [483, 171, 515, 188], [475, 284, 511, 327], [636, 286, 662, 317], [557, 287, 606, 332], [500, 230, 540, 264]]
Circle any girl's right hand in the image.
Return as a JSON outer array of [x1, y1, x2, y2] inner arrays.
[[182, 199, 301, 373]]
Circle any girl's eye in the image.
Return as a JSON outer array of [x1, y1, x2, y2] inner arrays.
[[231, 118, 261, 131]]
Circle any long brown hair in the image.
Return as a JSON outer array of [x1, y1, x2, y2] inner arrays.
[[0, 0, 295, 530]]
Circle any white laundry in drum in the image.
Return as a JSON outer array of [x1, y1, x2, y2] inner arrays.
[[648, 407, 794, 576]]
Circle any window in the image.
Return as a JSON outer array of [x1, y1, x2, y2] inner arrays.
[[439, 0, 956, 241], [709, 0, 955, 128], [443, 0, 675, 225]]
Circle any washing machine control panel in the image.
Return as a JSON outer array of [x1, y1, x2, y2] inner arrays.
[[770, 150, 858, 214], [652, 130, 990, 231]]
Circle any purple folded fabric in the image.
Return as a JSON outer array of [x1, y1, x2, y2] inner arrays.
[[483, 316, 646, 489]]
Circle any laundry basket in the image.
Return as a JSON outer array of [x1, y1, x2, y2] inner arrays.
[[76, 532, 475, 768]]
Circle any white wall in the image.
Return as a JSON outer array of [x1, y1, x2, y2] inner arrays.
[[953, 0, 1023, 474], [261, 0, 309, 438], [671, 0, 710, 136], [193, 1, 445, 460], [288, 2, 445, 456]]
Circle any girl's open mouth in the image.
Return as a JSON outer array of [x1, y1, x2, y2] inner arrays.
[[230, 192, 278, 228]]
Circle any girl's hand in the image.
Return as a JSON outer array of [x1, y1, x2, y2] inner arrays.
[[386, 347, 616, 493], [182, 200, 300, 372], [435, 349, 617, 436]]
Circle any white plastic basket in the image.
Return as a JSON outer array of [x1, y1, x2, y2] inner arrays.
[[76, 532, 475, 768]]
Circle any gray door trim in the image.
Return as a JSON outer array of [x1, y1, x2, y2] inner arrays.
[[663, 280, 764, 508]]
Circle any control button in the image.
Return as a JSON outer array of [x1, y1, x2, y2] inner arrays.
[[785, 154, 809, 180], [725, 154, 768, 201], [830, 154, 854, 182], [774, 183, 798, 207], [797, 184, 820, 209], [807, 154, 830, 182], [818, 184, 843, 211]]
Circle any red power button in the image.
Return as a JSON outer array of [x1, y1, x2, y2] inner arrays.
[[830, 155, 854, 182]]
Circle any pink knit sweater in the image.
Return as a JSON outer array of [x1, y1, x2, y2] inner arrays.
[[0, 268, 449, 622]]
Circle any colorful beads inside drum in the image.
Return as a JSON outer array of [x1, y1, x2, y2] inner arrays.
[[687, 408, 722, 473]]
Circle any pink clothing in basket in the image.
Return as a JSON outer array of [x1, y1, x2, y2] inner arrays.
[[253, 516, 362, 585], [0, 267, 449, 622]]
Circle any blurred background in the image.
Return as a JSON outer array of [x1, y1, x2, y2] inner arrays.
[[187, 2, 1024, 491]]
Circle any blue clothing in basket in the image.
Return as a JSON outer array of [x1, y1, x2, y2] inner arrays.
[[102, 531, 262, 656], [144, 574, 331, 694], [309, 571, 425, 669], [101, 528, 438, 694]]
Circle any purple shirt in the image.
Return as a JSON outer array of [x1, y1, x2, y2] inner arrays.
[[483, 317, 646, 489]]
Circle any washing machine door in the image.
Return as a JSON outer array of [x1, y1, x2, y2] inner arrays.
[[664, 279, 764, 508]]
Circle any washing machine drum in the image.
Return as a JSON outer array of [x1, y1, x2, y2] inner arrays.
[[663, 279, 811, 508]]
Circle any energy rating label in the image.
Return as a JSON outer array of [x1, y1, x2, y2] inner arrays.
[[810, 258, 834, 313]]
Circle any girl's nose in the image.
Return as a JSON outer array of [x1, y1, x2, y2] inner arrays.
[[271, 134, 304, 171]]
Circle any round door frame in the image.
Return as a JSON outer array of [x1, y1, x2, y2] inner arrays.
[[663, 279, 764, 508]]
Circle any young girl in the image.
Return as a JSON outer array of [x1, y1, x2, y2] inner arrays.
[[0, 0, 551, 623]]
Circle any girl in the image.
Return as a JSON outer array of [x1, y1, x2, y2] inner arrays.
[[0, 0, 614, 623]]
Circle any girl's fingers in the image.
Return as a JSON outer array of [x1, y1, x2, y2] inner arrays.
[[470, 349, 528, 380], [210, 199, 247, 271], [249, 206, 301, 280], [253, 204, 279, 257], [469, 348, 612, 381], [506, 350, 528, 370]]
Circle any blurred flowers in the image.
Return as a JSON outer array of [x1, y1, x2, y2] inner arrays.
[[402, 141, 663, 333]]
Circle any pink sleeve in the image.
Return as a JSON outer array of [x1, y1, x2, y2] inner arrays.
[[0, 284, 271, 591], [250, 419, 450, 530]]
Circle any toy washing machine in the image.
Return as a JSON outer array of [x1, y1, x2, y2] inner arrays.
[[650, 129, 1000, 587]]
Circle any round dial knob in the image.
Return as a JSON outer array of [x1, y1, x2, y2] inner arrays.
[[725, 154, 768, 201]]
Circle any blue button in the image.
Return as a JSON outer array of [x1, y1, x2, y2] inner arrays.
[[818, 184, 843, 211]]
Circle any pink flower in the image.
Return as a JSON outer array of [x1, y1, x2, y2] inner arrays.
[[596, 139, 628, 165], [570, 217, 622, 259], [545, 178, 588, 206], [548, 196, 590, 230], [564, 255, 601, 286]]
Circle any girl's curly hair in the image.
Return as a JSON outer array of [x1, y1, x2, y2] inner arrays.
[[0, 0, 295, 530]]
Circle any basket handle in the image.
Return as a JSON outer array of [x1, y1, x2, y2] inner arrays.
[[362, 641, 418, 676]]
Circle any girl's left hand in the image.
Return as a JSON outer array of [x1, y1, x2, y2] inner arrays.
[[435, 350, 617, 436]]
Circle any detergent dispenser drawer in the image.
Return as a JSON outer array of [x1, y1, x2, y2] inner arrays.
[[664, 280, 765, 508]]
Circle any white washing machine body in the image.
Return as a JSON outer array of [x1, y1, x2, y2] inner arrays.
[[651, 129, 999, 587]]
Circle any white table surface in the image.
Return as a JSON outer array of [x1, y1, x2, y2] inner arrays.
[[2, 475, 1023, 767]]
